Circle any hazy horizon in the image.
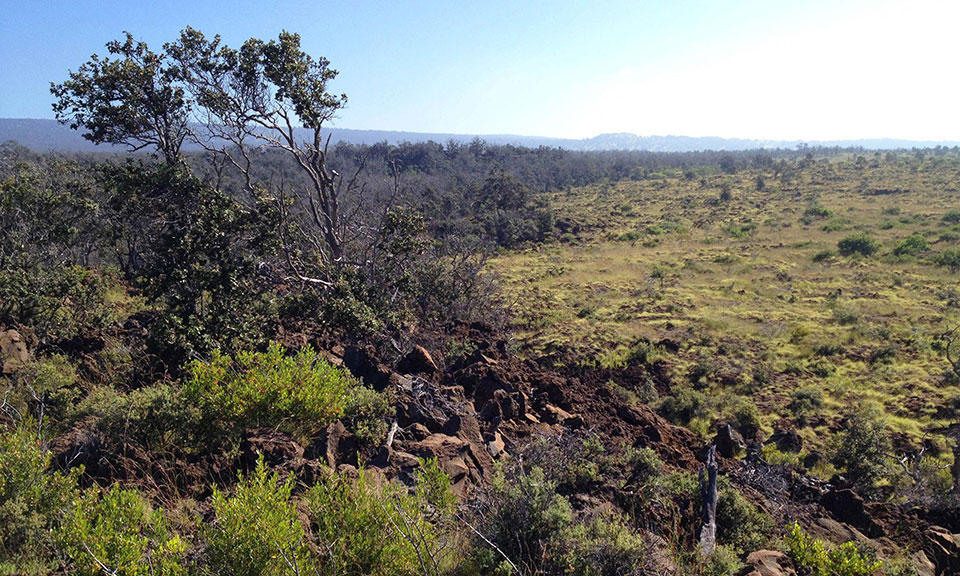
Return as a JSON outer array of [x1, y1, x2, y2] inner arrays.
[[2, 0, 957, 142]]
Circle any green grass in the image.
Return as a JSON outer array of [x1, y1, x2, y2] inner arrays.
[[490, 154, 960, 452]]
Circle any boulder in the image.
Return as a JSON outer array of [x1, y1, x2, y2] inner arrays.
[[714, 423, 746, 458], [343, 345, 392, 391], [740, 550, 796, 576], [240, 428, 304, 470], [821, 489, 883, 538], [1, 329, 31, 374], [308, 421, 359, 468], [922, 526, 960, 576], [767, 428, 803, 453], [396, 345, 438, 375]]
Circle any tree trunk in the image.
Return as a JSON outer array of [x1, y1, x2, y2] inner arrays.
[[952, 440, 960, 494], [699, 445, 719, 557]]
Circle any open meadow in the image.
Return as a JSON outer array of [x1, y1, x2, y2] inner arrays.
[[492, 152, 960, 462]]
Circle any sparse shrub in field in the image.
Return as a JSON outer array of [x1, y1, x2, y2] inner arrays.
[[869, 345, 897, 365], [821, 218, 851, 232], [700, 544, 745, 576], [520, 432, 611, 491], [715, 481, 772, 554], [60, 484, 186, 576], [831, 403, 893, 496], [893, 233, 930, 256], [472, 459, 652, 576], [658, 388, 709, 425], [785, 522, 881, 576], [942, 210, 960, 224], [806, 357, 836, 378], [838, 233, 881, 257], [621, 446, 663, 484], [206, 457, 312, 576], [933, 247, 960, 271], [342, 385, 395, 447], [812, 249, 836, 263], [939, 230, 960, 243], [814, 343, 843, 356], [184, 342, 357, 440], [0, 422, 80, 574], [473, 465, 573, 574], [724, 221, 757, 239], [2, 354, 80, 433], [804, 203, 833, 220], [549, 510, 650, 576], [789, 386, 824, 426], [830, 302, 859, 325]]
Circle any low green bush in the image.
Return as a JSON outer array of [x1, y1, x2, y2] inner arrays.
[[838, 233, 881, 257], [893, 233, 930, 256], [785, 522, 881, 576], [59, 484, 186, 576], [206, 457, 312, 576], [307, 459, 455, 576], [184, 342, 357, 440], [933, 247, 960, 271], [0, 422, 80, 574]]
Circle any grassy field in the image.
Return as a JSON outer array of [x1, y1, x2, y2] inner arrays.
[[490, 152, 960, 457]]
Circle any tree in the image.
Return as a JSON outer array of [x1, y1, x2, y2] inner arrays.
[[53, 28, 362, 285], [51, 33, 188, 165], [164, 27, 355, 278]]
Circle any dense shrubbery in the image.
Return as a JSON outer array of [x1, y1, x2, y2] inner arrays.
[[0, 423, 80, 574], [838, 233, 881, 257], [184, 342, 359, 440], [786, 523, 880, 576]]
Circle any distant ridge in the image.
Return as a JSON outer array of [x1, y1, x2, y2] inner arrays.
[[2, 118, 958, 154]]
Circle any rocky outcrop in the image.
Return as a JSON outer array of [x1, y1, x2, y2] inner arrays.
[[740, 550, 796, 576], [1, 328, 32, 374], [766, 429, 803, 453], [922, 526, 960, 576], [396, 345, 438, 375]]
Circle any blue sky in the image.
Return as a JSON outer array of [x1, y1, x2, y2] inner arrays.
[[1, 0, 956, 140]]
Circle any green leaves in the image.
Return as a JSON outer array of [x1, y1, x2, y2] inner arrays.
[[184, 342, 354, 439]]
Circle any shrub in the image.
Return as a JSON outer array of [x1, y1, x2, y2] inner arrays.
[[658, 388, 708, 426], [701, 544, 745, 576], [0, 422, 80, 574], [804, 203, 833, 220], [934, 247, 960, 271], [785, 522, 881, 576], [184, 342, 355, 440], [831, 403, 892, 495], [474, 465, 573, 574], [550, 511, 650, 576], [812, 249, 836, 263], [838, 234, 881, 257], [789, 386, 824, 426], [206, 457, 312, 576], [59, 484, 186, 576], [716, 483, 772, 554], [943, 210, 960, 224], [893, 233, 930, 256], [307, 459, 455, 576], [342, 385, 395, 446]]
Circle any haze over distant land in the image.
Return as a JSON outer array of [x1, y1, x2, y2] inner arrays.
[[2, 119, 958, 154]]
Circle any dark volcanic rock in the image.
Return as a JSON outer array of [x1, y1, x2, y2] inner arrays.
[[396, 345, 439, 375], [343, 345, 392, 391], [715, 423, 746, 458], [308, 421, 359, 468], [821, 489, 883, 538], [767, 428, 803, 453]]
